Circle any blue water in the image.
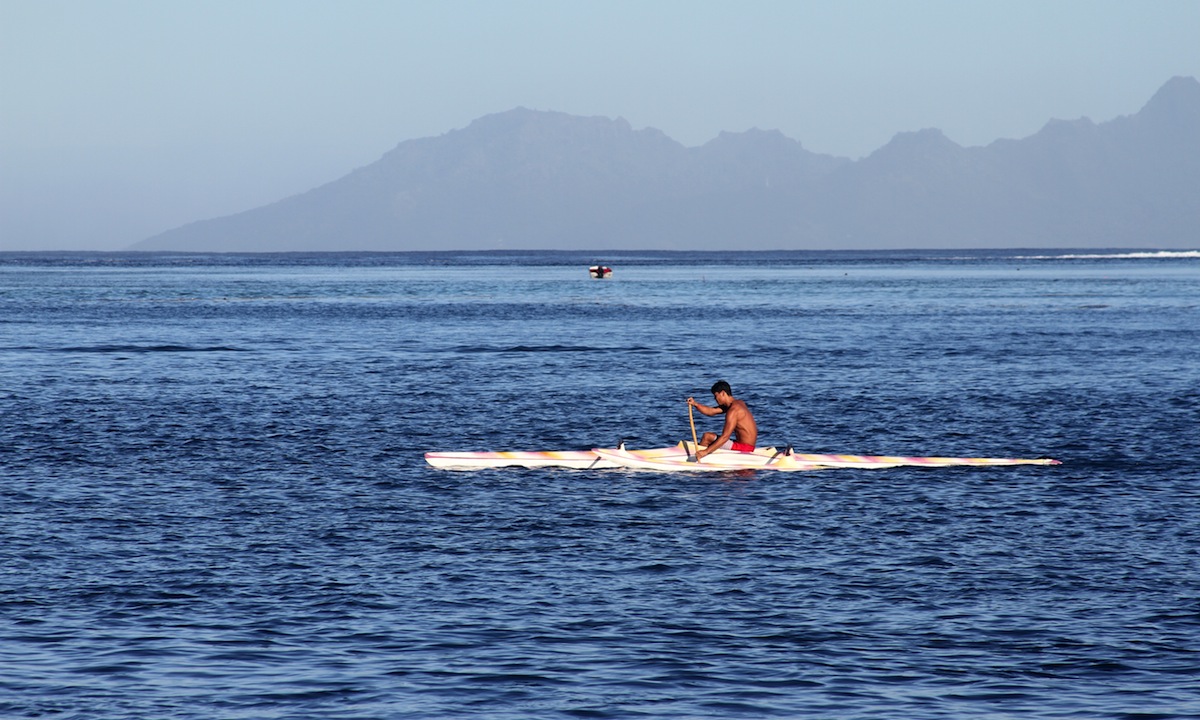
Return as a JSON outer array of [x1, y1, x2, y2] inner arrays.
[[1, 249, 1198, 719]]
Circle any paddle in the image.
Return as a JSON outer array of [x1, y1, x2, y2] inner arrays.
[[687, 400, 701, 463]]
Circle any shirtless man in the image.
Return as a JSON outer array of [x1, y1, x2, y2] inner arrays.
[[687, 380, 758, 460]]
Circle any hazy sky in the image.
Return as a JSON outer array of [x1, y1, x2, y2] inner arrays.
[[2, 0, 1198, 251]]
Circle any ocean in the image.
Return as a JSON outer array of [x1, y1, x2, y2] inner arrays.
[[1, 249, 1198, 719]]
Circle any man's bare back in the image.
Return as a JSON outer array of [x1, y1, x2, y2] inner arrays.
[[720, 398, 757, 446]]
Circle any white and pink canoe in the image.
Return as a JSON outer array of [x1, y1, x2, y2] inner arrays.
[[424, 442, 1060, 472]]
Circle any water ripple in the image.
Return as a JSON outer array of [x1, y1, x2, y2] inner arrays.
[[1, 252, 1198, 718]]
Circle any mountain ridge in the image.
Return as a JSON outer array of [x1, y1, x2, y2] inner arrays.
[[134, 76, 1200, 251]]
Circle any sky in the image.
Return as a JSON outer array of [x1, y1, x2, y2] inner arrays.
[[2, 0, 1198, 251]]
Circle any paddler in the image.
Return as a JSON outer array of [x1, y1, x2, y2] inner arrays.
[[687, 380, 758, 460]]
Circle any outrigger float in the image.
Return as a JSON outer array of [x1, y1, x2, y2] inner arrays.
[[424, 441, 1061, 472]]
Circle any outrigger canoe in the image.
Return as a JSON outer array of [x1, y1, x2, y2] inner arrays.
[[424, 442, 1060, 472]]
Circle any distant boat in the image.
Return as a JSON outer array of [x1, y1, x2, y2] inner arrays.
[[589, 265, 613, 279]]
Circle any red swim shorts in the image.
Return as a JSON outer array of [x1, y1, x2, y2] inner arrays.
[[731, 441, 755, 453]]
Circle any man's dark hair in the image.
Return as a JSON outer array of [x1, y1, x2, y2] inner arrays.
[[711, 380, 732, 396]]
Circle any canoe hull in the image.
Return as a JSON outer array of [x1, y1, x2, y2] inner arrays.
[[425, 443, 1061, 471], [424, 443, 716, 470], [592, 448, 1060, 472], [424, 449, 615, 470], [786, 453, 1061, 468]]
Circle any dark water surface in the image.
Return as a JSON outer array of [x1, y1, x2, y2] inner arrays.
[[2, 250, 1198, 718]]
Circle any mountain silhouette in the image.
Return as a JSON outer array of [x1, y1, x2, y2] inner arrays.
[[134, 76, 1200, 251]]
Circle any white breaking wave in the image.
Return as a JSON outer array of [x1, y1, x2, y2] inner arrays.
[[1013, 251, 1200, 260]]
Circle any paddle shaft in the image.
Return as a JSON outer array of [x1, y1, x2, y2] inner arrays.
[[688, 401, 701, 462]]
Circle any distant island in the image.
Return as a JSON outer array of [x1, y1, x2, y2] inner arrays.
[[133, 76, 1200, 252]]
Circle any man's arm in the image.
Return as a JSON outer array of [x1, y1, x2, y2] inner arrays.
[[698, 407, 741, 460], [687, 397, 724, 417]]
